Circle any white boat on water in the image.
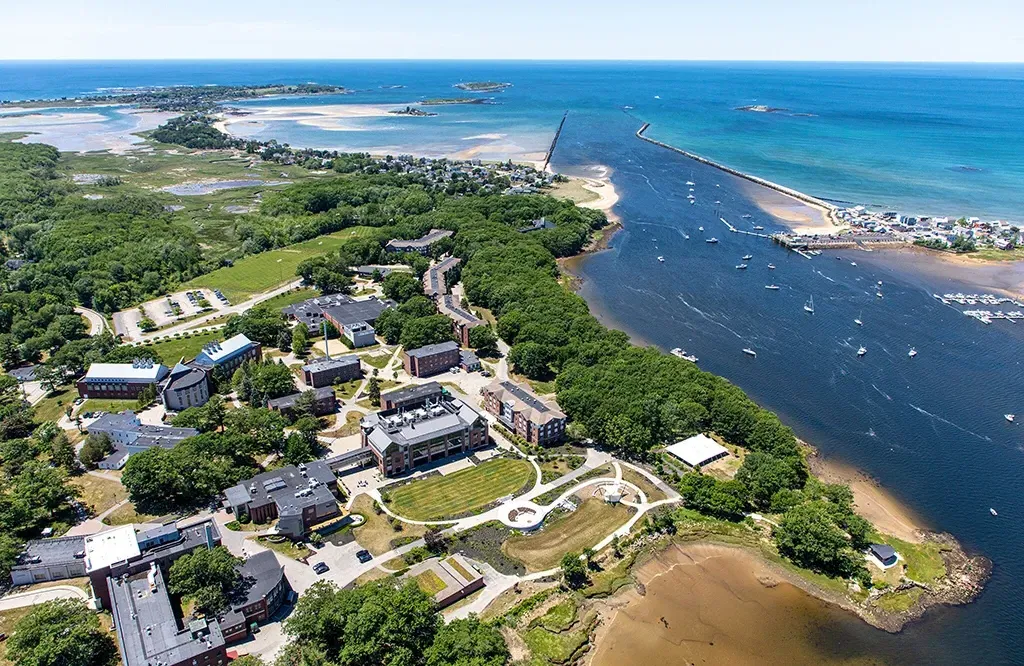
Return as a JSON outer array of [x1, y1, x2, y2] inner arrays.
[[742, 348, 757, 357], [714, 200, 721, 205], [804, 295, 815, 314], [855, 318, 863, 326], [768, 263, 776, 269], [735, 264, 748, 270], [877, 280, 883, 286], [671, 348, 699, 363], [1005, 414, 1015, 423], [706, 237, 719, 244], [742, 254, 753, 260], [683, 234, 690, 240], [689, 199, 696, 205], [741, 214, 752, 219], [850, 261, 857, 266], [876, 291, 884, 298], [753, 225, 764, 230], [765, 284, 780, 290], [990, 508, 999, 516], [685, 181, 695, 186], [687, 194, 695, 200], [908, 348, 918, 357], [657, 256, 664, 262], [857, 346, 867, 356], [698, 226, 704, 232]]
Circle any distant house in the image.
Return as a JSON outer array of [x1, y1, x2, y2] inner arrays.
[[192, 334, 262, 373], [403, 341, 461, 377], [385, 229, 453, 255], [301, 356, 361, 388], [224, 463, 341, 538], [87, 411, 199, 470], [460, 349, 481, 372], [266, 386, 337, 418], [517, 217, 555, 233], [77, 360, 170, 400], [481, 380, 567, 445]]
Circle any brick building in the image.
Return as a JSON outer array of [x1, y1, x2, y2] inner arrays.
[[403, 341, 461, 377], [481, 380, 568, 445]]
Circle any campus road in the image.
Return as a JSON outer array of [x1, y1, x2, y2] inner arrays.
[[74, 306, 108, 336], [0, 585, 88, 611]]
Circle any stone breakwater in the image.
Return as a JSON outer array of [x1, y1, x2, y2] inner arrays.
[[635, 122, 841, 227]]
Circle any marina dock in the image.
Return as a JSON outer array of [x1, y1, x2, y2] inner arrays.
[[932, 293, 1024, 325], [718, 216, 771, 238]]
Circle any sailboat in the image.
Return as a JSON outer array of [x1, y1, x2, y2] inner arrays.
[[854, 314, 863, 326], [804, 295, 815, 314], [908, 348, 918, 357]]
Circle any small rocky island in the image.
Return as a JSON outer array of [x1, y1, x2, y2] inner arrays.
[[454, 81, 512, 92], [389, 106, 438, 117]]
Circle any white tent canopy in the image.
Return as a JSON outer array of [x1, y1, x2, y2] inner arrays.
[[666, 434, 729, 467]]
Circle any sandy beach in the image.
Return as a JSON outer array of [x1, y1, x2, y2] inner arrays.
[[215, 103, 406, 135], [736, 177, 846, 235], [589, 543, 886, 666], [7, 108, 175, 154]]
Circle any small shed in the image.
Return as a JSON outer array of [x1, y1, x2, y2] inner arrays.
[[868, 543, 899, 568], [665, 434, 729, 468]]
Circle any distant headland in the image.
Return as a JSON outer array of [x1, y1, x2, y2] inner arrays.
[[454, 81, 512, 93]]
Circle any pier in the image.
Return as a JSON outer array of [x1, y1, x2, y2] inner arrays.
[[772, 232, 905, 251], [635, 122, 841, 223], [719, 216, 771, 239], [542, 111, 568, 173]]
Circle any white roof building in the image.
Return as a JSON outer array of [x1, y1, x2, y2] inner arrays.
[[82, 361, 169, 384], [666, 434, 730, 468], [83, 524, 140, 573], [193, 333, 259, 367]]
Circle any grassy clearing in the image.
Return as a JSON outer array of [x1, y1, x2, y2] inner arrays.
[[143, 329, 222, 364], [360, 351, 394, 369], [103, 502, 161, 526], [261, 287, 317, 311], [325, 411, 364, 437], [386, 458, 535, 521], [72, 473, 128, 516], [521, 620, 592, 666], [415, 570, 448, 596], [351, 494, 428, 556], [81, 398, 139, 415], [504, 498, 634, 572], [539, 455, 585, 484], [620, 467, 668, 502], [548, 177, 600, 205], [252, 536, 312, 561], [529, 597, 577, 631], [32, 386, 77, 422], [0, 606, 34, 666], [183, 226, 377, 301], [334, 380, 362, 401], [874, 534, 948, 584], [874, 587, 924, 613], [966, 247, 1024, 262]]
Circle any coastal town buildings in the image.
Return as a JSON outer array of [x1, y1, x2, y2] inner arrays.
[[440, 294, 486, 346], [77, 359, 169, 400], [481, 380, 568, 445], [360, 390, 489, 476], [224, 462, 340, 538], [403, 341, 461, 377]]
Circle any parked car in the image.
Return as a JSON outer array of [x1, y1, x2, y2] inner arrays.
[[312, 562, 330, 575], [480, 370, 492, 377], [356, 549, 373, 563]]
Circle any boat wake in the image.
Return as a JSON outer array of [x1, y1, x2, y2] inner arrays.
[[871, 384, 893, 401], [676, 294, 744, 340], [909, 404, 992, 442], [813, 269, 836, 283]]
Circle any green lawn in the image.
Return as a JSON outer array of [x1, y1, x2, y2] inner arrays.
[[414, 570, 448, 596], [504, 498, 634, 572], [32, 386, 77, 422], [874, 534, 948, 584], [182, 226, 377, 302], [386, 458, 535, 521], [82, 398, 139, 415], [361, 351, 394, 369], [142, 329, 223, 365], [261, 287, 317, 311]]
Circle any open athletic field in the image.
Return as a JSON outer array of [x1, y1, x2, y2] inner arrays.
[[387, 457, 535, 521], [183, 226, 378, 301]]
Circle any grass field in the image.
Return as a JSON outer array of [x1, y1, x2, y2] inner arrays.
[[72, 473, 128, 516], [32, 386, 77, 422], [539, 456, 585, 484], [548, 177, 600, 205], [81, 398, 138, 415], [351, 494, 429, 556], [103, 502, 161, 526], [874, 534, 947, 584], [143, 329, 222, 364], [386, 458, 535, 521], [504, 498, 634, 572], [252, 536, 312, 561], [260, 287, 317, 311], [182, 226, 377, 301], [620, 467, 668, 502]]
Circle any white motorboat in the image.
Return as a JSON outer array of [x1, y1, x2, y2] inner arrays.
[[706, 237, 719, 244], [857, 346, 867, 356], [698, 226, 704, 232], [671, 348, 699, 363], [742, 348, 757, 357], [768, 263, 776, 269], [657, 256, 664, 262], [1005, 414, 1015, 423], [735, 264, 748, 270], [742, 254, 753, 260], [908, 348, 917, 357], [765, 284, 780, 290]]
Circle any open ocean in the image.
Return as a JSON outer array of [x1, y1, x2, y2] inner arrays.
[[4, 61, 1024, 663]]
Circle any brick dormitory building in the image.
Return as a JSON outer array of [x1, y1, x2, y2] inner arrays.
[[481, 379, 568, 445], [224, 462, 341, 538]]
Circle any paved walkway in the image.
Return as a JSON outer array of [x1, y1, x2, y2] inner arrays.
[[0, 585, 88, 611], [75, 306, 108, 336]]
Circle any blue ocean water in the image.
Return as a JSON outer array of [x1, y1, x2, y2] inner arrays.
[[4, 61, 1024, 662]]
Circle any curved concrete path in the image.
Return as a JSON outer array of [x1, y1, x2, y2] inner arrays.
[[0, 585, 88, 611]]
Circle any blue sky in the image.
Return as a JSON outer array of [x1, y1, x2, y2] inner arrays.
[[3, 0, 1022, 62]]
